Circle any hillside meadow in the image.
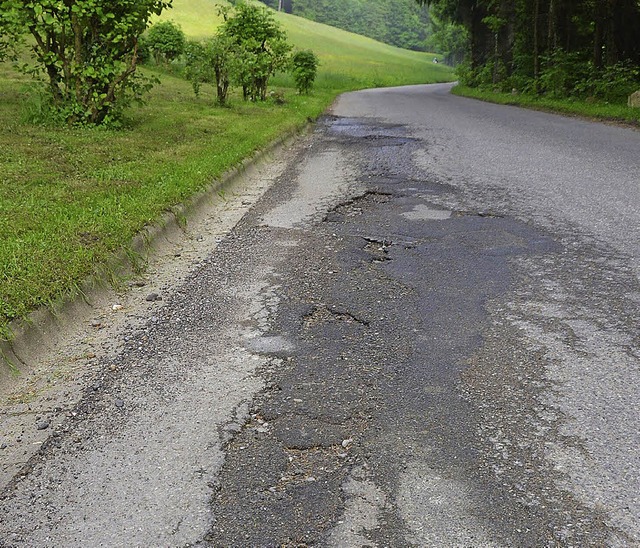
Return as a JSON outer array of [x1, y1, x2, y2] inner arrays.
[[0, 2, 453, 342]]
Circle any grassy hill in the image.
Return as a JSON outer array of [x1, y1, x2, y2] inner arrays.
[[159, 0, 453, 89]]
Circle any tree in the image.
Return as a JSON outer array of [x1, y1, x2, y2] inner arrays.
[[184, 40, 214, 98], [206, 34, 236, 105], [220, 2, 291, 101], [146, 20, 185, 66], [0, 0, 171, 125], [273, 0, 431, 51], [419, 0, 640, 98], [291, 50, 319, 94]]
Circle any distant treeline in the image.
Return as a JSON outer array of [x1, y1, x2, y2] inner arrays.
[[418, 0, 640, 98], [259, 0, 431, 52]]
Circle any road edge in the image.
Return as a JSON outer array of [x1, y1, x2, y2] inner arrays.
[[0, 122, 312, 384]]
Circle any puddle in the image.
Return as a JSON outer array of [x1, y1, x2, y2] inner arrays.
[[401, 204, 452, 221]]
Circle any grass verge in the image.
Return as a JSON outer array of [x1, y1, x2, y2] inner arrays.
[[0, 68, 337, 339], [452, 85, 640, 127]]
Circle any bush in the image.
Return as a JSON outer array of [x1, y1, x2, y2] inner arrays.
[[147, 20, 186, 66], [538, 50, 589, 98], [184, 40, 213, 98], [291, 50, 319, 94], [575, 61, 640, 102], [0, 0, 170, 126]]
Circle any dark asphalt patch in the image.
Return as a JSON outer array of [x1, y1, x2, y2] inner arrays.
[[203, 116, 617, 546]]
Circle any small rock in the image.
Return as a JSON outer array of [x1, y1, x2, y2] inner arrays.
[[305, 476, 316, 482], [109, 364, 117, 371], [628, 90, 640, 108], [129, 280, 146, 287], [341, 438, 353, 448], [0, 443, 7, 449], [90, 320, 102, 328], [114, 399, 125, 408], [146, 293, 160, 302], [36, 420, 50, 431], [112, 304, 123, 311], [293, 398, 303, 403]]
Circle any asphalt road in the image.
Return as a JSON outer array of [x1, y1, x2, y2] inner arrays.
[[1, 83, 639, 547]]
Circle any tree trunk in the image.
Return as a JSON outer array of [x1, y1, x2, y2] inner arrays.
[[533, 0, 540, 87], [547, 0, 557, 51], [593, 0, 606, 68]]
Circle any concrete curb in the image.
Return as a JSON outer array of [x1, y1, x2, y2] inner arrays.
[[0, 122, 311, 381]]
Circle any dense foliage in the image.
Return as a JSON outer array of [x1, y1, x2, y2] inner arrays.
[[260, 0, 431, 51], [0, 8, 19, 62], [147, 20, 186, 66], [0, 0, 171, 125], [291, 50, 319, 94], [424, 4, 467, 65], [418, 0, 640, 100]]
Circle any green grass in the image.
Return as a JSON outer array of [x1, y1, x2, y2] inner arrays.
[[0, 2, 453, 341], [452, 85, 640, 126], [156, 0, 226, 39]]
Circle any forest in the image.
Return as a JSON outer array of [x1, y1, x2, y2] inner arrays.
[[419, 0, 640, 101], [259, 0, 432, 51]]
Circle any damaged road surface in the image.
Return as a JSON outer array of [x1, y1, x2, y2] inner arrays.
[[1, 83, 639, 546]]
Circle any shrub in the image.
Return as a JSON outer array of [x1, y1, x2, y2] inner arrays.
[[538, 50, 589, 98], [184, 40, 213, 98], [291, 50, 319, 94], [147, 20, 186, 66], [575, 61, 640, 102], [0, 0, 171, 126]]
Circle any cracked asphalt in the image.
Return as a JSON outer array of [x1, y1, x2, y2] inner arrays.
[[1, 83, 639, 547]]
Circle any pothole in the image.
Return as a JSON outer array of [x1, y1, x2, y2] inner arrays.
[[359, 135, 420, 147], [303, 306, 370, 329], [362, 237, 393, 263], [323, 191, 392, 222], [269, 445, 349, 492]]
